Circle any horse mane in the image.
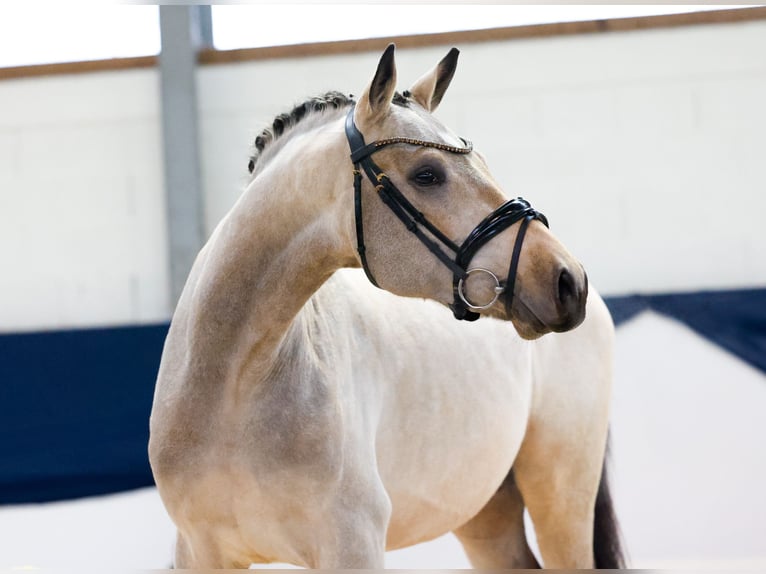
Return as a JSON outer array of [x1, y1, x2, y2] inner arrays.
[[248, 90, 411, 175], [248, 91, 354, 175]]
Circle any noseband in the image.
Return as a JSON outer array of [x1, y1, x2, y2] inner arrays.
[[345, 106, 549, 321]]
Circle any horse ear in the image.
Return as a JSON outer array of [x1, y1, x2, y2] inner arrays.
[[409, 47, 459, 112], [356, 44, 397, 129]]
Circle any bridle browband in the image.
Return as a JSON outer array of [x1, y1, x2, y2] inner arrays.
[[345, 106, 549, 321]]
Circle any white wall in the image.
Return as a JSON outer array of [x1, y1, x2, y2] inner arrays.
[[0, 69, 169, 332], [1, 17, 764, 331]]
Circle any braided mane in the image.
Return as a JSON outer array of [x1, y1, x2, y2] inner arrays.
[[248, 91, 354, 174], [248, 90, 412, 174]]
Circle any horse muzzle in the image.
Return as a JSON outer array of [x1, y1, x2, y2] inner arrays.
[[509, 264, 589, 340]]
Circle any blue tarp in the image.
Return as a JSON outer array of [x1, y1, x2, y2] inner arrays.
[[1, 289, 764, 504]]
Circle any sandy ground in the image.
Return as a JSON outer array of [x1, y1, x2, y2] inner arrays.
[[1, 311, 764, 569]]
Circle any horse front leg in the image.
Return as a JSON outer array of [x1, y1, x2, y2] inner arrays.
[[511, 419, 608, 569], [310, 473, 391, 568], [171, 485, 389, 569], [453, 470, 540, 569], [173, 529, 250, 569]]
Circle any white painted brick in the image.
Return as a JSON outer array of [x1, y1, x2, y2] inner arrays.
[[0, 171, 168, 329], [614, 83, 696, 135], [0, 174, 25, 265], [0, 129, 20, 176], [119, 119, 165, 180], [18, 121, 141, 179], [455, 21, 766, 93], [597, 24, 766, 83], [696, 78, 766, 131], [458, 93, 541, 142], [539, 88, 618, 141], [0, 69, 160, 128], [199, 113, 255, 233], [56, 270, 136, 329], [199, 53, 375, 115], [0, 271, 66, 332], [125, 170, 171, 321]]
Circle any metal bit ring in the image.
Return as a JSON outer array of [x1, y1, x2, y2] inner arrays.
[[457, 268, 505, 311]]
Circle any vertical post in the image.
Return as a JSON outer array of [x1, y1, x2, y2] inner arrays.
[[158, 5, 212, 309], [196, 5, 214, 49]]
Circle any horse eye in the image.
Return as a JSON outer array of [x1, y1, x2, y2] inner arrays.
[[413, 169, 441, 187]]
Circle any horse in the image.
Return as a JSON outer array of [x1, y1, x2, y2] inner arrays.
[[148, 44, 624, 569]]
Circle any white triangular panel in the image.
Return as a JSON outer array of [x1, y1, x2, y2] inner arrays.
[[611, 310, 766, 568]]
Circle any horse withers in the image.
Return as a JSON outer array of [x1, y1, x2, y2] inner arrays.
[[149, 44, 624, 569]]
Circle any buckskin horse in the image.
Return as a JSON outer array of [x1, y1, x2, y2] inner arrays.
[[149, 44, 624, 569]]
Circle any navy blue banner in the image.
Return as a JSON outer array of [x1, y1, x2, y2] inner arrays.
[[1, 288, 764, 504], [606, 288, 766, 374], [0, 324, 167, 504]]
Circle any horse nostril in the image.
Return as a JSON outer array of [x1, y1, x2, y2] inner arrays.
[[558, 268, 576, 308], [549, 268, 587, 332]]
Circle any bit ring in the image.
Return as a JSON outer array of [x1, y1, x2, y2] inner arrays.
[[457, 268, 505, 311]]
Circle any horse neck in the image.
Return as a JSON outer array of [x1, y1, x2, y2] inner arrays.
[[180, 117, 356, 379]]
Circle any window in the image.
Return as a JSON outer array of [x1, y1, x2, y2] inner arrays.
[[211, 5, 752, 50], [0, 5, 757, 69], [0, 5, 159, 68]]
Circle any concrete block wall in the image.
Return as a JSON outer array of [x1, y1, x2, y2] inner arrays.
[[1, 17, 764, 331], [0, 70, 169, 332]]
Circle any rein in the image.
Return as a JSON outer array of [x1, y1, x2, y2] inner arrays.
[[345, 106, 548, 321]]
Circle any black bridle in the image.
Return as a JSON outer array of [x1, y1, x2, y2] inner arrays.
[[345, 106, 549, 321]]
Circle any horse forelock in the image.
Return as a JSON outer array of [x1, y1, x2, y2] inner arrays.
[[247, 90, 412, 175]]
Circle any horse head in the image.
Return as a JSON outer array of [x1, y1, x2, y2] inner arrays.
[[348, 44, 588, 340]]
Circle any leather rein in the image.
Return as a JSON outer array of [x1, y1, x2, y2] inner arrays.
[[345, 106, 549, 321]]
